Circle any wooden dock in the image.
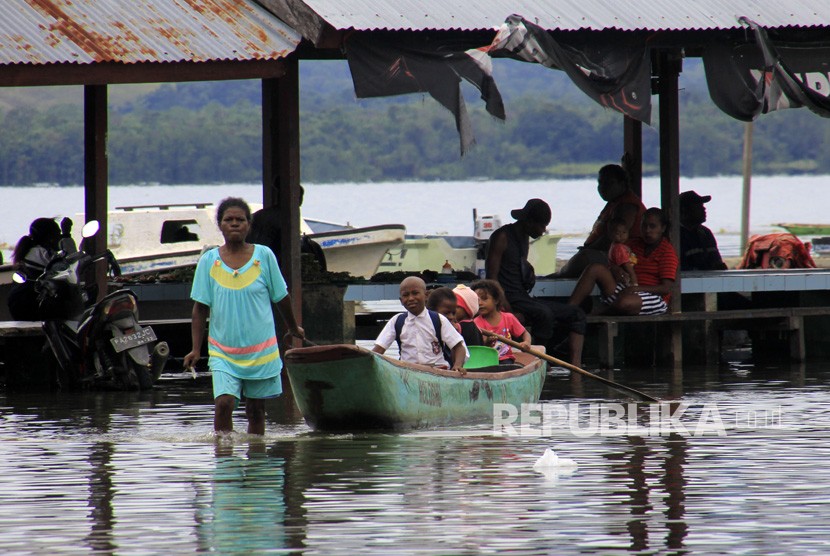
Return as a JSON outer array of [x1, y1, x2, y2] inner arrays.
[[3, 269, 830, 380], [345, 269, 830, 367]]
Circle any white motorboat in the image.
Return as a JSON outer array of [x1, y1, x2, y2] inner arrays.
[[0, 203, 406, 283], [377, 212, 562, 276]]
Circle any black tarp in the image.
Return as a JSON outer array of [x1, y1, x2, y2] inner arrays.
[[703, 18, 830, 121], [345, 33, 505, 155], [485, 15, 653, 125]]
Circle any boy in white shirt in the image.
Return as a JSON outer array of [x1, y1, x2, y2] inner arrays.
[[373, 276, 468, 373]]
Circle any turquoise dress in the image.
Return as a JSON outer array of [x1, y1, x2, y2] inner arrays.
[[190, 244, 288, 380]]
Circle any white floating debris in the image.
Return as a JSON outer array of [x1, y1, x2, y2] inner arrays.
[[533, 448, 578, 471]]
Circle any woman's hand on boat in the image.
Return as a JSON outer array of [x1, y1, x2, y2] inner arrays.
[[284, 326, 306, 341], [453, 364, 467, 375]]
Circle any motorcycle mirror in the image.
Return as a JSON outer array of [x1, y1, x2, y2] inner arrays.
[[81, 220, 100, 238], [12, 272, 26, 284]]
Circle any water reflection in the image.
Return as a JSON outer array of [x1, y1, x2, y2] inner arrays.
[[1, 362, 830, 553], [196, 442, 289, 553], [86, 441, 116, 553]]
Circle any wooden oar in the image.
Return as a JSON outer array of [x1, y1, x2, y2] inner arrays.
[[481, 330, 658, 403]]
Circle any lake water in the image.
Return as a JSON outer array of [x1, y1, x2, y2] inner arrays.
[[3, 174, 830, 261], [2, 360, 830, 554], [4, 176, 830, 552]]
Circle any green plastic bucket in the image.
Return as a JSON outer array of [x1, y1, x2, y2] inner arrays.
[[465, 345, 499, 369]]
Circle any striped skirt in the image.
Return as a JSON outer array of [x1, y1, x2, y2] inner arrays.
[[601, 283, 668, 315]]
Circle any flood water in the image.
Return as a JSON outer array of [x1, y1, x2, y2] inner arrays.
[[2, 360, 830, 555]]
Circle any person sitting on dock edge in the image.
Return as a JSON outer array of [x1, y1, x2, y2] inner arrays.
[[679, 190, 727, 271], [568, 207, 678, 315], [485, 198, 586, 368], [556, 161, 646, 278], [373, 276, 468, 373]]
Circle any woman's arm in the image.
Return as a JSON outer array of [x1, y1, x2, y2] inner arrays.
[[183, 302, 209, 369], [276, 295, 305, 340], [629, 278, 673, 297]]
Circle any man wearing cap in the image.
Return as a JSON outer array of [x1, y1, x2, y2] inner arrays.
[[679, 190, 727, 271], [485, 198, 586, 367]]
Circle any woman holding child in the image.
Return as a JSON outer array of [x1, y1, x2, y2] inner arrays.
[[568, 207, 678, 315]]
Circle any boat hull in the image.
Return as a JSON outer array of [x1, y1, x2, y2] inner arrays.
[[70, 205, 405, 279], [378, 233, 561, 275], [309, 224, 406, 279], [284, 344, 546, 431], [776, 223, 830, 236]]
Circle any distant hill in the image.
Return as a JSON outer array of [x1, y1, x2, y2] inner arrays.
[[0, 57, 826, 185]]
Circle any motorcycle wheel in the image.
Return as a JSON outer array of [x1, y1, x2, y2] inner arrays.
[[133, 360, 155, 391]]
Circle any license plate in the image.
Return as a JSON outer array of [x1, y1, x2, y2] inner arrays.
[[110, 327, 157, 353]]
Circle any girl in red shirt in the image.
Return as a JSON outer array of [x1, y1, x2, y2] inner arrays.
[[472, 279, 531, 363]]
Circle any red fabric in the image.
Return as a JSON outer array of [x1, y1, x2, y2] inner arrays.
[[473, 311, 526, 361], [738, 233, 816, 269], [585, 189, 647, 245], [627, 237, 678, 302], [608, 242, 635, 267]]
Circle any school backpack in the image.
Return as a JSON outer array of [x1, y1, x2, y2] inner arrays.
[[394, 310, 453, 366], [738, 233, 816, 269]]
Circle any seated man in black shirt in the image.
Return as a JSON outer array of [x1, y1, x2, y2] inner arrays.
[[485, 199, 586, 367], [679, 190, 727, 271]]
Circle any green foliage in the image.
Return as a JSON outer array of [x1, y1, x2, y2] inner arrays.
[[0, 62, 828, 185]]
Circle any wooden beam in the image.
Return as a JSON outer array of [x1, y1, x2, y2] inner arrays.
[[658, 51, 683, 313], [657, 50, 683, 368], [84, 85, 108, 300], [0, 59, 286, 88], [262, 57, 302, 320], [623, 116, 643, 197]]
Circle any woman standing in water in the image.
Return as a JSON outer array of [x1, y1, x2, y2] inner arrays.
[[183, 197, 304, 436]]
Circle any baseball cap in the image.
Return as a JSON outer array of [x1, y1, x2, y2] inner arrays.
[[679, 190, 712, 205], [510, 198, 551, 224]]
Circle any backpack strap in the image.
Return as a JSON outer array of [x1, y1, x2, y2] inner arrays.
[[394, 310, 454, 366], [427, 309, 454, 366], [394, 313, 407, 355]]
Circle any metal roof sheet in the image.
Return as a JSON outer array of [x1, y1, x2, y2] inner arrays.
[[300, 0, 830, 32], [0, 0, 301, 65]]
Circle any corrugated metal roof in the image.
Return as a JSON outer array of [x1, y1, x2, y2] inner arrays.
[[0, 0, 301, 65], [300, 0, 830, 32]]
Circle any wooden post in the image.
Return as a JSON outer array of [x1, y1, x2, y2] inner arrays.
[[623, 116, 643, 197], [740, 122, 754, 254], [658, 50, 683, 367], [84, 85, 108, 300], [262, 56, 302, 322]]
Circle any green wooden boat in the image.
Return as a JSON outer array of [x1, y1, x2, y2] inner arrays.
[[776, 223, 830, 236], [284, 344, 546, 431]]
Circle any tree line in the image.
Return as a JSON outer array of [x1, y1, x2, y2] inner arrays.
[[0, 86, 827, 186]]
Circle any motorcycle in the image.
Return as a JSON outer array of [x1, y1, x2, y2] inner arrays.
[[14, 221, 169, 391]]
